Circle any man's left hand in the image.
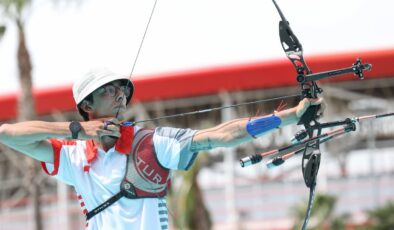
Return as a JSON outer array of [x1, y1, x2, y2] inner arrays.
[[295, 97, 325, 119]]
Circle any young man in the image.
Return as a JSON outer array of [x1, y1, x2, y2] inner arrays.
[[0, 69, 324, 230]]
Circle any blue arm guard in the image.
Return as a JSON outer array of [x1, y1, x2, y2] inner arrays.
[[246, 115, 282, 138]]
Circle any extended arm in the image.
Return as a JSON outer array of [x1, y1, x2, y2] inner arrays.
[[190, 98, 323, 151], [0, 120, 119, 163], [0, 121, 74, 163]]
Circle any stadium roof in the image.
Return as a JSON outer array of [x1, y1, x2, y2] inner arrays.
[[1, 48, 393, 121]]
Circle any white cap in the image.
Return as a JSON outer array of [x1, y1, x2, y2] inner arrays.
[[72, 68, 134, 105]]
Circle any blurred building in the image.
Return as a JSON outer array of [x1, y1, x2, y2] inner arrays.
[[1, 49, 394, 229]]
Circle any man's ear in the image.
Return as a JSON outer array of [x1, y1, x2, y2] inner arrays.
[[80, 100, 94, 112]]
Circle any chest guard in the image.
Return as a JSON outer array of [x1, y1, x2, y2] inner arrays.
[[121, 128, 171, 198], [85, 128, 171, 221]]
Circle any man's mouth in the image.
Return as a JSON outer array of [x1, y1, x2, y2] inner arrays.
[[113, 103, 125, 110]]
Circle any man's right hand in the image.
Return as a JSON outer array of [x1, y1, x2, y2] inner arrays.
[[80, 118, 121, 141]]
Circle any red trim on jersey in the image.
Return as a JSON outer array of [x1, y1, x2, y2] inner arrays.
[[83, 165, 90, 172], [85, 140, 98, 163], [40, 126, 134, 174], [84, 125, 135, 165], [76, 193, 89, 226], [115, 125, 134, 155], [40, 139, 76, 176]]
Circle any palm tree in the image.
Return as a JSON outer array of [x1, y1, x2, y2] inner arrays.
[[1, 1, 84, 229], [1, 1, 40, 229], [169, 153, 212, 230], [0, 0, 35, 120]]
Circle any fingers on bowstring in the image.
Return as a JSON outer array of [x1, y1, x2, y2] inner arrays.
[[106, 124, 120, 134], [107, 118, 122, 126], [99, 130, 121, 138], [102, 119, 122, 132], [96, 117, 122, 126], [103, 123, 121, 136]]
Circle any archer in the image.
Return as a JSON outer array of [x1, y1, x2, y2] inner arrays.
[[0, 68, 324, 230]]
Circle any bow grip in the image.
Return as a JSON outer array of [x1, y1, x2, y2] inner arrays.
[[297, 104, 320, 126]]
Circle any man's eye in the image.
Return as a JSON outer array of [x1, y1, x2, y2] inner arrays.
[[122, 86, 130, 96], [97, 88, 106, 94], [107, 86, 116, 94]]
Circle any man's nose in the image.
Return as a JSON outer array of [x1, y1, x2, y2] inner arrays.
[[115, 90, 125, 102]]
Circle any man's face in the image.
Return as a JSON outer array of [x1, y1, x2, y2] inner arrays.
[[89, 80, 130, 119]]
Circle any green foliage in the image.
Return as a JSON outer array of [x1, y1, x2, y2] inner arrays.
[[0, 25, 5, 39], [291, 193, 349, 230], [0, 0, 31, 18], [169, 154, 212, 230], [357, 202, 394, 230]]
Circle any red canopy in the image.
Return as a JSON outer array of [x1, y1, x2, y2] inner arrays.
[[1, 48, 394, 121]]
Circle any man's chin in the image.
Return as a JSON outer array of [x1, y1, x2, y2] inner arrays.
[[111, 109, 125, 119]]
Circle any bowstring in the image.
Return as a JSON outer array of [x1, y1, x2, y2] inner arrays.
[[114, 1, 180, 228], [115, 0, 301, 125], [115, 0, 159, 120]]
